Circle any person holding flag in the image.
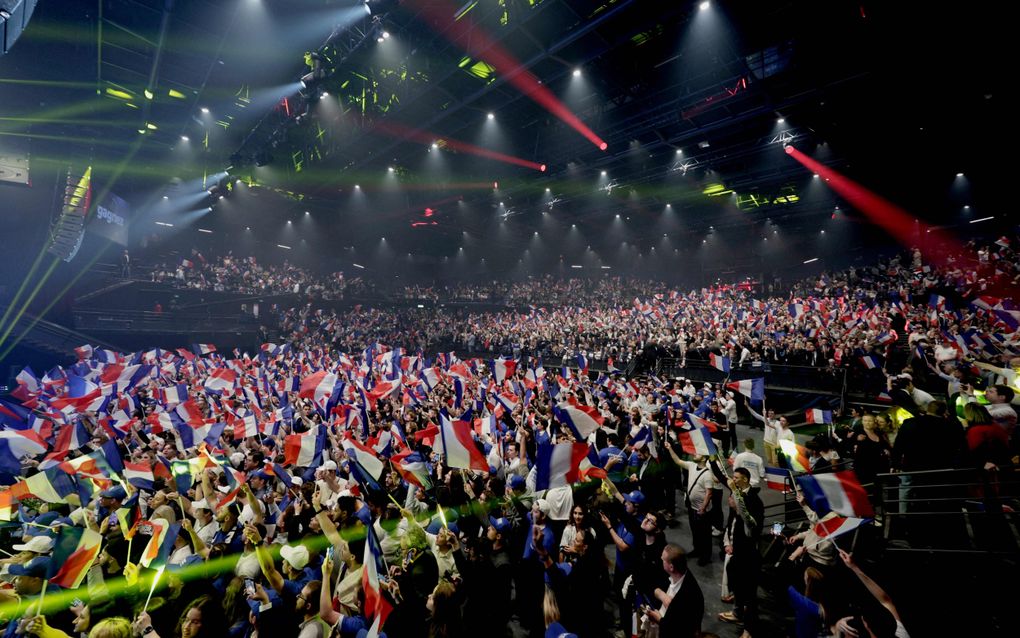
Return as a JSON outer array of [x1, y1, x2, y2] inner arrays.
[[662, 440, 716, 566]]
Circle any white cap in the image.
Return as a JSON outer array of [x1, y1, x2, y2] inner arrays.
[[191, 499, 212, 511], [535, 499, 551, 515], [12, 536, 54, 553], [290, 477, 304, 486], [280, 544, 310, 570], [321, 460, 338, 472]]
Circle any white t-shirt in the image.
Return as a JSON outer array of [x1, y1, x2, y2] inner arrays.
[[733, 451, 765, 486]]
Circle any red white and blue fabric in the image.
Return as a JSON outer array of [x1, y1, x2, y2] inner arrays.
[[391, 450, 432, 490], [284, 426, 323, 466], [0, 429, 48, 458], [123, 461, 155, 491], [342, 435, 386, 481], [678, 422, 718, 457], [439, 412, 488, 472], [362, 524, 393, 637], [804, 409, 832, 424], [554, 398, 604, 442], [191, 343, 216, 355], [534, 442, 589, 491], [492, 359, 516, 384], [795, 470, 875, 518], [709, 353, 731, 373], [726, 378, 764, 401], [812, 516, 869, 543], [860, 354, 881, 370], [765, 467, 792, 492], [299, 371, 340, 408], [162, 383, 188, 405], [575, 353, 589, 376]]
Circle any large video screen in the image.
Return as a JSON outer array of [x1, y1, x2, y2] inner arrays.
[[91, 192, 130, 246]]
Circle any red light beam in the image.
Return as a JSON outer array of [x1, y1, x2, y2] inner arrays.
[[404, 0, 607, 151], [784, 145, 965, 263], [375, 120, 546, 172]]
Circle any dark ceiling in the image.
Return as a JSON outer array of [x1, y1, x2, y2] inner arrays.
[[0, 0, 1007, 284]]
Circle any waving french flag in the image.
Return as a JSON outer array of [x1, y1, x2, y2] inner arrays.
[[495, 391, 519, 414], [191, 343, 216, 355], [678, 421, 718, 457], [203, 368, 237, 394], [726, 377, 764, 401], [575, 353, 589, 376], [813, 516, 870, 543], [299, 371, 339, 408], [342, 435, 386, 480], [523, 366, 545, 389], [284, 426, 324, 466], [534, 442, 589, 491], [805, 409, 833, 424], [796, 470, 874, 518], [362, 525, 393, 637], [0, 429, 48, 458], [554, 398, 604, 441], [421, 367, 444, 391], [391, 449, 432, 490], [607, 357, 621, 373], [123, 461, 155, 491], [709, 353, 731, 373], [162, 383, 189, 405], [859, 354, 881, 370], [492, 358, 517, 384], [439, 411, 488, 472]]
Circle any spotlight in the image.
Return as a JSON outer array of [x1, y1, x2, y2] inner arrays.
[[200, 107, 209, 114], [699, 1, 710, 10], [540, 164, 547, 172], [382, 31, 390, 39], [777, 117, 785, 124], [573, 68, 581, 77], [387, 166, 395, 172], [599, 142, 608, 151], [162, 196, 169, 200], [354, 184, 360, 189], [431, 142, 438, 149], [956, 172, 964, 177], [487, 112, 495, 120], [305, 211, 310, 215], [321, 91, 329, 97], [287, 220, 292, 224], [377, 37, 384, 43], [180, 135, 189, 142], [601, 170, 607, 176]]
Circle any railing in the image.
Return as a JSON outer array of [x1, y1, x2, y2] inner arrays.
[[657, 357, 847, 395], [72, 308, 259, 334]]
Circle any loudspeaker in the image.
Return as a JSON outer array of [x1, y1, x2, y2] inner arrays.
[[1, 0, 37, 56]]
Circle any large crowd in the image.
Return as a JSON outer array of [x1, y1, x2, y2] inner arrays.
[[0, 236, 1018, 638]]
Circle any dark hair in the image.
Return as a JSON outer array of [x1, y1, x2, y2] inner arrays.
[[175, 595, 229, 638], [992, 384, 1016, 403], [733, 467, 751, 480]]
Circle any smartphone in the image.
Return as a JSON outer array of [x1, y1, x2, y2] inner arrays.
[[244, 578, 255, 596], [325, 546, 335, 563], [772, 522, 784, 536]]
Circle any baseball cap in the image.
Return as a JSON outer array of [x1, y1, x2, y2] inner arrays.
[[488, 516, 511, 535], [99, 485, 127, 500], [624, 490, 646, 505], [279, 544, 310, 570], [8, 557, 50, 578], [12, 536, 54, 554], [321, 460, 338, 472], [508, 475, 526, 490], [535, 499, 551, 515], [191, 499, 212, 512]]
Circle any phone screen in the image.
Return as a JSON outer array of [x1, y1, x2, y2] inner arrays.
[[244, 578, 255, 595], [772, 522, 784, 535]]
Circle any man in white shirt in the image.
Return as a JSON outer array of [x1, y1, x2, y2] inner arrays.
[[665, 444, 716, 566], [733, 439, 765, 488]]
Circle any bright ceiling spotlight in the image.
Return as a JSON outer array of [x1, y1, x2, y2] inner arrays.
[[700, 1, 710, 10], [487, 112, 495, 120], [573, 68, 582, 77], [382, 31, 390, 39], [777, 117, 785, 124], [180, 135, 189, 142], [387, 166, 394, 172], [200, 107, 209, 114]]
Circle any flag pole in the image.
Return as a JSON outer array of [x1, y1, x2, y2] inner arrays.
[[143, 564, 166, 612]]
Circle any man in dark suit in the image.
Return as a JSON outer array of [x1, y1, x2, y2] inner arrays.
[[718, 468, 765, 636], [641, 543, 704, 638]]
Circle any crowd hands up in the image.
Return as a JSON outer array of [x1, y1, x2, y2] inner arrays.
[[0, 237, 1017, 636]]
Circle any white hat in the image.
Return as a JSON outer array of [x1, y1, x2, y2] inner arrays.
[[191, 499, 212, 512], [230, 452, 245, 468], [280, 544, 310, 570], [535, 499, 551, 515], [321, 460, 338, 472], [12, 536, 54, 554], [290, 477, 304, 486]]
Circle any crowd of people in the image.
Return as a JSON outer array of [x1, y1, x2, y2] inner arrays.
[[147, 251, 373, 300], [0, 236, 1017, 638]]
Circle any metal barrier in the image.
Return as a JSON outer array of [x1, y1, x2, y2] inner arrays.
[[657, 357, 846, 395], [73, 308, 259, 334]]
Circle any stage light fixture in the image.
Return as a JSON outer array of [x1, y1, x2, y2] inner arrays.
[[573, 68, 581, 77], [201, 107, 209, 114], [777, 117, 785, 124], [388, 166, 395, 172], [487, 112, 495, 120], [180, 135, 189, 142], [700, 1, 710, 10], [956, 172, 964, 177], [382, 31, 390, 39]]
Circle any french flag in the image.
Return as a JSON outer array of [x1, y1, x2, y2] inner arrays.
[[284, 426, 324, 466], [726, 377, 764, 401], [678, 422, 718, 457], [492, 358, 516, 384], [874, 331, 896, 346], [575, 353, 589, 376], [366, 379, 399, 410], [578, 445, 608, 481], [162, 383, 188, 405], [860, 354, 881, 370], [554, 398, 604, 441], [709, 353, 731, 373], [439, 411, 488, 472], [299, 371, 339, 407], [606, 358, 621, 373], [495, 391, 519, 414], [231, 411, 258, 441], [788, 303, 806, 318], [421, 367, 444, 391], [765, 467, 792, 492], [391, 450, 432, 490], [16, 367, 42, 394], [123, 461, 155, 491], [203, 368, 237, 394], [805, 409, 832, 425], [362, 526, 393, 636], [813, 516, 869, 542], [191, 343, 217, 355], [534, 442, 589, 491], [796, 470, 875, 518], [0, 429, 48, 458], [342, 435, 386, 480]]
